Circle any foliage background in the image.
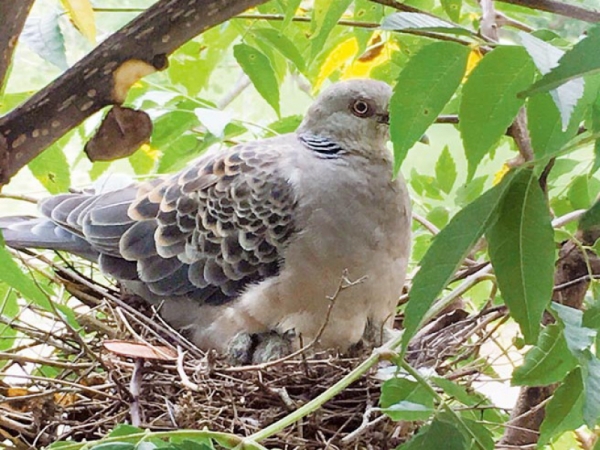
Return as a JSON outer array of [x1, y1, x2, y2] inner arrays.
[[2, 0, 600, 448]]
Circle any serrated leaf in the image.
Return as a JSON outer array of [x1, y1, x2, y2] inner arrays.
[[399, 419, 467, 450], [440, 0, 462, 22], [380, 378, 435, 421], [252, 28, 306, 72], [520, 32, 584, 130], [233, 44, 280, 116], [521, 25, 600, 97], [390, 41, 469, 171], [28, 143, 71, 194], [310, 0, 353, 59], [61, 0, 96, 42], [539, 368, 584, 445], [512, 323, 577, 386], [584, 356, 600, 427], [460, 46, 535, 180], [21, 10, 68, 70], [435, 146, 457, 194], [486, 169, 555, 343], [382, 12, 472, 36], [402, 171, 516, 349]]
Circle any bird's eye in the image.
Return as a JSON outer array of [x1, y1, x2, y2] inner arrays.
[[351, 100, 372, 118]]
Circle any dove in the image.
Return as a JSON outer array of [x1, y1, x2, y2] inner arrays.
[[1, 79, 411, 363]]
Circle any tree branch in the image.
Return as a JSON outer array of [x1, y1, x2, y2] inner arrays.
[[0, 0, 269, 187], [496, 0, 600, 22], [0, 0, 35, 94]]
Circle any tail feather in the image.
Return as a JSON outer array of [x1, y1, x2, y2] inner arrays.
[[0, 216, 98, 260]]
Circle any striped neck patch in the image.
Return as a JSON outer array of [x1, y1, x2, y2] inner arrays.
[[298, 134, 346, 158]]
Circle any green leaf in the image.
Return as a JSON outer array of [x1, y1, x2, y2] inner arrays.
[[380, 378, 435, 421], [90, 444, 135, 450], [282, 0, 302, 29], [568, 175, 591, 210], [521, 25, 600, 97], [310, 0, 353, 60], [156, 134, 201, 174], [402, 171, 516, 349], [266, 115, 303, 135], [28, 142, 71, 194], [486, 169, 555, 343], [390, 41, 469, 171], [382, 12, 472, 36], [353, 0, 384, 51], [0, 235, 53, 312], [552, 303, 596, 356], [539, 368, 584, 445], [584, 356, 600, 427], [440, 0, 462, 22], [527, 92, 581, 159], [435, 146, 457, 194], [151, 110, 198, 150], [592, 92, 600, 174], [399, 419, 467, 450], [512, 323, 577, 386], [460, 46, 535, 179], [252, 28, 306, 72], [520, 32, 584, 130], [233, 44, 280, 116], [580, 198, 600, 234], [454, 175, 486, 207], [21, 10, 68, 70]]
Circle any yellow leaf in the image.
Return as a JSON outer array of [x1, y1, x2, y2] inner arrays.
[[464, 47, 483, 79], [314, 37, 359, 91], [139, 143, 162, 161], [61, 0, 96, 43], [493, 163, 511, 185], [342, 33, 399, 80]]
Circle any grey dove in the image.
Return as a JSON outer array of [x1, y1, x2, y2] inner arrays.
[[1, 79, 411, 363]]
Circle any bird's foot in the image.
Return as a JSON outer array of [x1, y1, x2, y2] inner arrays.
[[227, 330, 295, 365]]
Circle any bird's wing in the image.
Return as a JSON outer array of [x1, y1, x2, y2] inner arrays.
[[40, 137, 298, 306]]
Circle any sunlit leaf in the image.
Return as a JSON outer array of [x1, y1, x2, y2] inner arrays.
[[310, 0, 353, 60], [390, 41, 469, 171], [252, 28, 306, 72], [233, 44, 280, 116], [28, 142, 71, 194], [460, 46, 535, 179], [380, 377, 435, 421], [60, 0, 96, 42]]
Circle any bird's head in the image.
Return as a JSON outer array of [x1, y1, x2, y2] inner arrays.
[[297, 79, 392, 157]]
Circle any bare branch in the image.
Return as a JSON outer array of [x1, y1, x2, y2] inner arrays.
[[496, 0, 600, 22], [0, 0, 269, 186], [0, 0, 35, 93]]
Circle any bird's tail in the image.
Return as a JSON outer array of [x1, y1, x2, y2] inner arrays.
[[0, 215, 98, 260]]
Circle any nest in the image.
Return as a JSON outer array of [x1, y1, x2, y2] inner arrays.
[[0, 252, 507, 449]]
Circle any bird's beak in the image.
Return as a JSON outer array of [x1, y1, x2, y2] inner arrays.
[[419, 134, 430, 145], [376, 113, 389, 124]]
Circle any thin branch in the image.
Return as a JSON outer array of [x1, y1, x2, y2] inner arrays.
[[496, 0, 600, 22]]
